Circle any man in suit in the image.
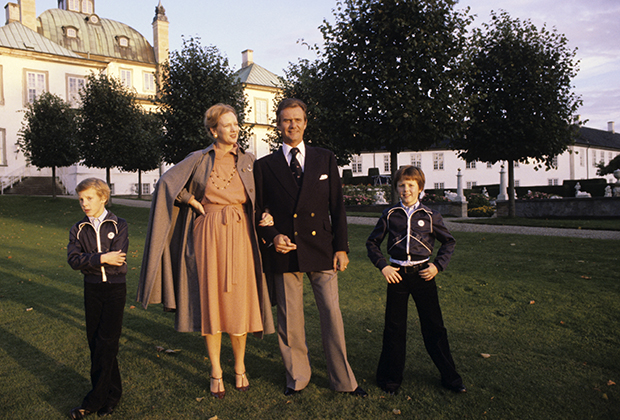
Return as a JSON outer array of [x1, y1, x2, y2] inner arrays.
[[254, 98, 367, 397]]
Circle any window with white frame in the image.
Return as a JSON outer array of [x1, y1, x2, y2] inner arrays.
[[434, 182, 444, 190], [109, 184, 115, 195], [351, 155, 363, 174], [465, 160, 476, 169], [592, 150, 597, 167], [548, 178, 559, 186], [134, 183, 151, 195], [82, 0, 93, 14], [410, 153, 421, 168], [514, 161, 519, 168], [143, 72, 155, 92], [255, 99, 268, 124], [515, 180, 520, 187], [120, 69, 132, 88], [433, 153, 444, 170], [383, 155, 391, 172], [68, 0, 79, 11], [65, 26, 78, 38], [67, 75, 86, 107], [579, 153, 584, 167], [117, 36, 129, 48], [601, 151, 606, 164], [26, 70, 47, 103], [552, 156, 558, 168], [466, 181, 477, 189], [487, 162, 493, 168], [0, 128, 6, 166]]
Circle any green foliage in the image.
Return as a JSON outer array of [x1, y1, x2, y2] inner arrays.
[[597, 154, 620, 176], [421, 192, 451, 203], [17, 92, 80, 170], [280, 0, 472, 170], [342, 185, 391, 206], [466, 192, 491, 208], [158, 37, 248, 164], [118, 110, 163, 174], [467, 205, 495, 217], [457, 11, 582, 167], [78, 73, 142, 182]]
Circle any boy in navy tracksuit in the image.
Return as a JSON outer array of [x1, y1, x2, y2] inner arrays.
[[67, 178, 128, 419], [366, 166, 465, 395]]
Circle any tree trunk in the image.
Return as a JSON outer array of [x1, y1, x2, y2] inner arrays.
[[390, 149, 399, 204], [106, 167, 112, 205], [51, 166, 57, 199], [508, 160, 515, 218], [137, 170, 142, 200]]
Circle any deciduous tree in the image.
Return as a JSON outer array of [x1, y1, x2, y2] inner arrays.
[[455, 11, 582, 216], [158, 37, 248, 164], [280, 0, 471, 195], [118, 110, 163, 199], [78, 72, 142, 191], [17, 92, 80, 198]]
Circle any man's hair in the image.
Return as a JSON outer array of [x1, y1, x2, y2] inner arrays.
[[204, 103, 237, 134], [76, 178, 111, 203], [276, 98, 307, 124], [393, 165, 425, 191]]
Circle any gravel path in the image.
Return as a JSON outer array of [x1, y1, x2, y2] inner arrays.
[[111, 199, 619, 240], [347, 216, 620, 240]]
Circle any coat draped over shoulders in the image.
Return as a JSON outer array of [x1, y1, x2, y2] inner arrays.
[[136, 145, 274, 336]]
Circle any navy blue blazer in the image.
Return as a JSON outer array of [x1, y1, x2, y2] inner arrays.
[[255, 145, 348, 273]]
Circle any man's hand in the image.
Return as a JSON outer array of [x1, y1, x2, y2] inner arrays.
[[101, 250, 126, 266], [419, 263, 438, 281], [333, 251, 349, 271], [274, 234, 297, 254], [381, 265, 402, 284]]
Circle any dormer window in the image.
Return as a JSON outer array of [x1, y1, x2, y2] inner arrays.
[[81, 0, 93, 15], [117, 36, 129, 48], [66, 0, 79, 12], [64, 26, 78, 38]]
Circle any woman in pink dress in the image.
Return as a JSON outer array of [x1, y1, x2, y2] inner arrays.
[[137, 104, 274, 400]]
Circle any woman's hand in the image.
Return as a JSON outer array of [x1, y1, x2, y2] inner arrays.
[[188, 196, 205, 215], [258, 212, 274, 227]]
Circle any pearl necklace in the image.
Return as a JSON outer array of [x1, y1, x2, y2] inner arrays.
[[210, 165, 237, 190]]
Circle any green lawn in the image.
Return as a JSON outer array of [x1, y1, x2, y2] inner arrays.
[[1, 196, 619, 419]]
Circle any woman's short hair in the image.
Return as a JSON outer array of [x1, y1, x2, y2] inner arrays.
[[276, 98, 307, 124], [76, 178, 111, 203], [393, 165, 426, 191], [204, 103, 237, 132]]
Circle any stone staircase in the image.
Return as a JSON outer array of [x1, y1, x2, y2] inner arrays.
[[3, 177, 67, 195]]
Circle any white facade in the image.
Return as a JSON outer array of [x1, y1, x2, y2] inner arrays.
[[236, 49, 280, 160], [341, 133, 620, 190], [0, 0, 167, 195]]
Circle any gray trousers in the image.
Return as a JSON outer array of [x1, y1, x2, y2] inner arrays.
[[274, 270, 358, 392]]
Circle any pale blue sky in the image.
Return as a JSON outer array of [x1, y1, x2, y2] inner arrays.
[[36, 0, 620, 130]]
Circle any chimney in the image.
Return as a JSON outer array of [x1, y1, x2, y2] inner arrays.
[[242, 49, 254, 68], [18, 0, 37, 31], [608, 121, 615, 134], [5, 2, 19, 24]]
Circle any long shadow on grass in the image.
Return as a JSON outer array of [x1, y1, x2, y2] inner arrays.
[[0, 325, 87, 416]]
